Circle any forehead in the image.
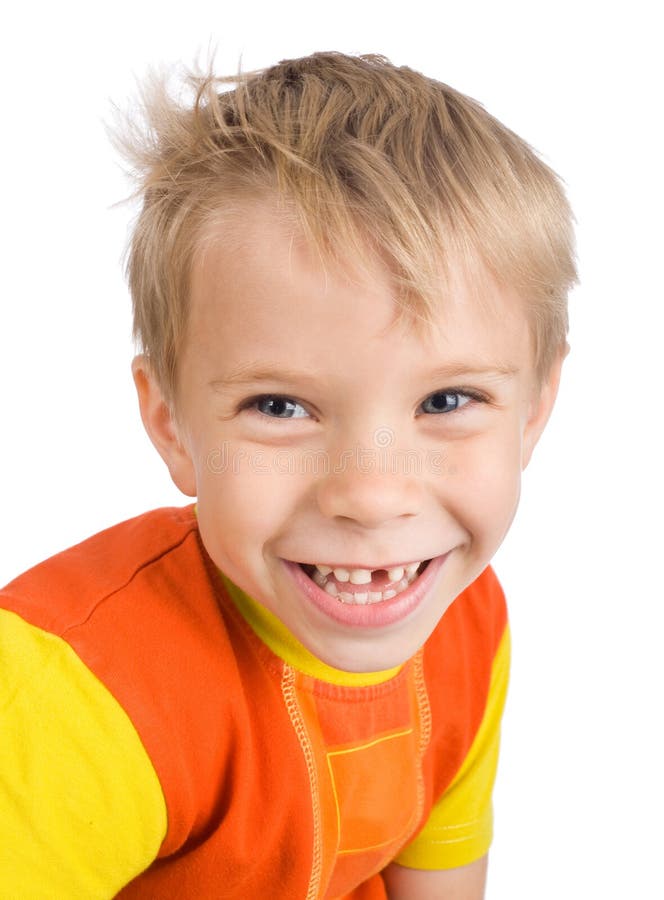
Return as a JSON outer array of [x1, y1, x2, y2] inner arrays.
[[187, 201, 532, 374]]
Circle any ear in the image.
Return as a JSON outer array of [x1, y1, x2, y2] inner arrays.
[[132, 355, 197, 497], [521, 348, 567, 470]]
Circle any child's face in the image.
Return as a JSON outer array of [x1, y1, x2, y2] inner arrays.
[[135, 203, 561, 672]]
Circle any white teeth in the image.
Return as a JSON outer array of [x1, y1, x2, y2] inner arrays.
[[332, 584, 403, 605], [349, 568, 373, 584], [307, 557, 428, 605], [312, 561, 423, 582]]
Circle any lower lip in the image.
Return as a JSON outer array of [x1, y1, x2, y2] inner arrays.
[[283, 554, 449, 628]]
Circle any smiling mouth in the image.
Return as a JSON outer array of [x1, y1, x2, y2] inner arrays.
[[299, 560, 431, 605]]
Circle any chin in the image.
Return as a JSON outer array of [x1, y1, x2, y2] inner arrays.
[[312, 635, 418, 674]]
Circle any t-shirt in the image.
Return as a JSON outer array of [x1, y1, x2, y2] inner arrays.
[[0, 505, 509, 898]]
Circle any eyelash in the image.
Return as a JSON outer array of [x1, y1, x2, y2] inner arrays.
[[241, 389, 488, 420], [417, 389, 488, 415], [244, 395, 310, 420]]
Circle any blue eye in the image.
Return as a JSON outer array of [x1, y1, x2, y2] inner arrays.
[[254, 395, 309, 418], [420, 391, 471, 414]]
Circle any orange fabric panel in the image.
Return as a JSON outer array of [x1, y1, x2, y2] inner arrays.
[[311, 670, 414, 748], [283, 658, 429, 899], [324, 728, 421, 898], [327, 728, 418, 853]]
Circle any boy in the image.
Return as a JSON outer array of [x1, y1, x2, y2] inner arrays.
[[0, 52, 576, 898]]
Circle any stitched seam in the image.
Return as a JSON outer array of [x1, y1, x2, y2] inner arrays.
[[412, 650, 432, 836], [325, 754, 342, 849], [326, 726, 415, 855], [427, 818, 485, 832], [413, 650, 432, 753], [427, 833, 489, 846], [282, 665, 322, 900], [61, 526, 199, 637], [326, 728, 413, 758]]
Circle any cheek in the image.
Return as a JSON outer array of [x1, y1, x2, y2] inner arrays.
[[194, 451, 303, 556], [444, 431, 523, 543]]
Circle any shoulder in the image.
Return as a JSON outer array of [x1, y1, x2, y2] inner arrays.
[[0, 505, 256, 857], [0, 504, 243, 726], [417, 566, 509, 784], [423, 565, 507, 678], [396, 568, 509, 867], [1, 505, 202, 634]]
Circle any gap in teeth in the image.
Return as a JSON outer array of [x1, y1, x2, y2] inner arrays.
[[305, 560, 428, 605]]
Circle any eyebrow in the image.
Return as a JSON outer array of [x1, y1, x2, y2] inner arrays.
[[424, 362, 520, 381], [209, 361, 519, 391], [209, 365, 323, 390]]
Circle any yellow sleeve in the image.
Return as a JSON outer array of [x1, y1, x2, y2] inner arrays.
[[395, 627, 510, 870], [0, 609, 168, 899]]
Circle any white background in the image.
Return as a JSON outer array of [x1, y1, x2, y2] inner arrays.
[[1, 2, 662, 896]]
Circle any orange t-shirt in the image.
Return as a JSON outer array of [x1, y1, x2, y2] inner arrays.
[[0, 505, 508, 898]]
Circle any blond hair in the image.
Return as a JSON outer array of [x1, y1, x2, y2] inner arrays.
[[120, 51, 577, 401]]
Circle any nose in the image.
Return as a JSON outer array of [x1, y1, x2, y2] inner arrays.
[[315, 443, 424, 528]]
